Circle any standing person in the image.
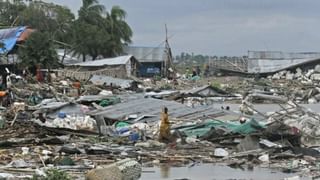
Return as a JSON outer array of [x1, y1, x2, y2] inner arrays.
[[196, 66, 201, 76], [158, 107, 186, 145], [204, 64, 210, 77], [192, 67, 197, 77], [0, 90, 6, 106], [73, 80, 81, 97], [36, 65, 43, 83], [159, 107, 171, 143]]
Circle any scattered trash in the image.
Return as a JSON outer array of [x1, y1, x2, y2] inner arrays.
[[258, 154, 269, 162], [0, 173, 14, 178], [214, 148, 229, 157], [1, 63, 320, 179], [6, 159, 30, 168], [21, 147, 29, 155]]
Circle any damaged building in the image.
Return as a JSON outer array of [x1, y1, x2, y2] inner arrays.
[[123, 46, 172, 78], [0, 26, 34, 74], [209, 51, 320, 76], [60, 55, 139, 80]]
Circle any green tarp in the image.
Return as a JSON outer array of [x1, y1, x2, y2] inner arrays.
[[99, 97, 121, 107], [179, 119, 265, 138]]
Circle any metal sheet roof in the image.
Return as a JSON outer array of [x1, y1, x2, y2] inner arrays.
[[247, 51, 320, 73], [123, 46, 166, 63], [68, 55, 134, 67], [247, 58, 320, 73], [248, 51, 320, 60], [0, 26, 27, 54], [89, 97, 224, 122], [57, 49, 80, 64], [181, 85, 231, 97], [76, 95, 116, 102]]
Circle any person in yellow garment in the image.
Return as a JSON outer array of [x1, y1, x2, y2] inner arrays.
[[158, 107, 187, 144], [159, 107, 171, 143]]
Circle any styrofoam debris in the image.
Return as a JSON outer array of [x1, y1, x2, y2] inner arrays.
[[214, 148, 229, 157]]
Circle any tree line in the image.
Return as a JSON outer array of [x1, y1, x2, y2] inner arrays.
[[0, 0, 132, 69]]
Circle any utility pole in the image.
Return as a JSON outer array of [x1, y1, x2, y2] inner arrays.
[[164, 24, 174, 79]]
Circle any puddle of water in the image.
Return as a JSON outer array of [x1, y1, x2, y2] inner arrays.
[[140, 164, 310, 180]]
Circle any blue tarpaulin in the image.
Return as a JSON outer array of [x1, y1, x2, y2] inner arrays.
[[0, 26, 27, 54]]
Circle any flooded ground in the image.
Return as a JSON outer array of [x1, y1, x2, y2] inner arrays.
[[140, 164, 309, 180], [139, 104, 320, 180]]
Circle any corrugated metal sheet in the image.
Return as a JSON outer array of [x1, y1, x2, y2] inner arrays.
[[181, 85, 231, 97], [209, 58, 248, 73], [67, 55, 134, 67], [248, 51, 320, 60], [77, 95, 115, 102], [89, 97, 224, 122], [57, 49, 80, 64], [247, 58, 320, 73], [211, 51, 320, 74], [123, 46, 166, 63]]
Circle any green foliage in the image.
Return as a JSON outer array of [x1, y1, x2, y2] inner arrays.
[[0, 0, 132, 62], [19, 3, 54, 32], [19, 2, 75, 48], [0, 1, 74, 41], [71, 0, 132, 61], [0, 0, 26, 27], [18, 31, 60, 69], [32, 168, 71, 180]]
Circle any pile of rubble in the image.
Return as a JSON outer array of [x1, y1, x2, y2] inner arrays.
[[3, 71, 320, 179], [265, 65, 320, 104]]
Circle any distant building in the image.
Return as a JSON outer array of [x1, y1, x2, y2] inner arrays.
[[123, 46, 172, 78], [209, 51, 320, 75]]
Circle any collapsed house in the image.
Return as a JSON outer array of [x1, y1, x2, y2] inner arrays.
[[209, 51, 320, 75], [0, 26, 34, 55], [59, 55, 139, 80], [0, 26, 34, 74], [123, 46, 172, 78], [0, 26, 34, 67]]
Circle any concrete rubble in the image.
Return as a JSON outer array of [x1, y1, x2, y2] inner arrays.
[[2, 65, 320, 179]]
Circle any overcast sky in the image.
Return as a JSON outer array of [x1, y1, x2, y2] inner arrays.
[[43, 0, 320, 56]]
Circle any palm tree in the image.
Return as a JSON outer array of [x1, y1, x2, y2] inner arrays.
[[103, 6, 132, 57], [71, 0, 105, 61], [78, 0, 105, 25], [71, 1, 132, 60]]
